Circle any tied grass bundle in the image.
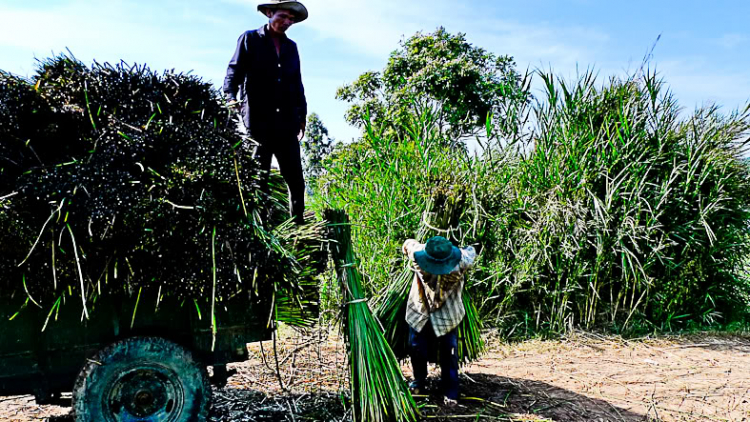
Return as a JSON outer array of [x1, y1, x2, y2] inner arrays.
[[271, 213, 328, 327], [0, 55, 321, 328], [375, 272, 411, 360], [325, 209, 419, 422], [458, 292, 483, 362], [376, 190, 484, 364]]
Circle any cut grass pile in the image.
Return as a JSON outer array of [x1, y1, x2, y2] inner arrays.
[[0, 55, 322, 328]]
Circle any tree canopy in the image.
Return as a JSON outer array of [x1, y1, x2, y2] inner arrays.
[[336, 27, 530, 142], [301, 113, 335, 181]]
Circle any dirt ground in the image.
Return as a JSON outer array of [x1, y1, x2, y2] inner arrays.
[[1, 329, 748, 421]]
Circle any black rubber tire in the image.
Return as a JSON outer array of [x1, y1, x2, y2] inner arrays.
[[72, 336, 211, 422]]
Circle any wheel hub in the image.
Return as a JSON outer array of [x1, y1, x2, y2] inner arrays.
[[105, 365, 184, 421]]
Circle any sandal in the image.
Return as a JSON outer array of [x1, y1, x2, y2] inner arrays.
[[443, 396, 458, 407]]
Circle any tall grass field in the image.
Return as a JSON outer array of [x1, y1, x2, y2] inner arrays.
[[315, 68, 750, 337]]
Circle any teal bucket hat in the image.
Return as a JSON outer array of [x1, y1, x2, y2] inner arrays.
[[414, 236, 462, 275]]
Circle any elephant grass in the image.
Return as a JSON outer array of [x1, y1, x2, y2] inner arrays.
[[318, 62, 750, 336]]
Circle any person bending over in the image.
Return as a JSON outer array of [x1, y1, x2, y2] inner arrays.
[[402, 236, 476, 406]]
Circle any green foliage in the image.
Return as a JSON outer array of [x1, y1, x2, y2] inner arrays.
[[271, 216, 328, 327], [336, 27, 529, 143], [301, 113, 335, 182], [374, 188, 484, 365], [317, 60, 750, 336], [475, 71, 750, 334]]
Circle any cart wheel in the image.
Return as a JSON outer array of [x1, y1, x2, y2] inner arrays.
[[72, 336, 211, 421]]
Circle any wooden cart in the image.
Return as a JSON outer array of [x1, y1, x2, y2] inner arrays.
[[0, 290, 272, 421]]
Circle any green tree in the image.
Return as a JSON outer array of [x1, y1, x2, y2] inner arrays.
[[301, 113, 335, 181], [336, 27, 529, 143]]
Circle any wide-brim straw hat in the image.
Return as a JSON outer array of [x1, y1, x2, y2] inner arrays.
[[257, 0, 308, 23]]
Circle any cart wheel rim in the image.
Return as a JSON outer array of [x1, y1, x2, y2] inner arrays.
[[104, 364, 185, 421]]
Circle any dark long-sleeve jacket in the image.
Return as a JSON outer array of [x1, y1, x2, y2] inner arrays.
[[223, 25, 307, 140]]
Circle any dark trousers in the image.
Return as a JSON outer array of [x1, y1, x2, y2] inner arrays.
[[254, 137, 305, 223], [409, 322, 459, 399]]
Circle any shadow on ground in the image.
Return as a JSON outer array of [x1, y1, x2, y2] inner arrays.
[[208, 372, 649, 421], [416, 372, 650, 422], [669, 333, 750, 353], [32, 374, 651, 422], [39, 389, 350, 422]]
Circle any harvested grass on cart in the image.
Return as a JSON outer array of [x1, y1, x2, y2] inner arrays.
[[0, 55, 322, 333]]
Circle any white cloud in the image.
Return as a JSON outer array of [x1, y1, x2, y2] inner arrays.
[[0, 2, 168, 53], [294, 0, 611, 70], [0, 0, 236, 80], [288, 0, 614, 140], [715, 33, 748, 50], [295, 0, 430, 57], [467, 19, 610, 73], [2, 0, 746, 144], [657, 59, 750, 113]]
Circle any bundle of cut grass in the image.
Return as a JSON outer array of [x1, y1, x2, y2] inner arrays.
[[325, 209, 419, 422], [375, 189, 484, 364], [271, 213, 328, 327], [0, 55, 321, 328]]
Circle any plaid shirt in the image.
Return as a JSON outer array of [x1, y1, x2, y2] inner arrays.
[[403, 239, 476, 337]]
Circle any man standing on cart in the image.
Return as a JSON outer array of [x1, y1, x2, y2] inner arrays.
[[223, 0, 308, 224]]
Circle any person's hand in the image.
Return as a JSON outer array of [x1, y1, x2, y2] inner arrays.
[[402, 239, 416, 255], [225, 99, 240, 111], [298, 121, 306, 141]]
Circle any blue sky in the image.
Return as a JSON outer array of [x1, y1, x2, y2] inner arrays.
[[1, 0, 748, 143]]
